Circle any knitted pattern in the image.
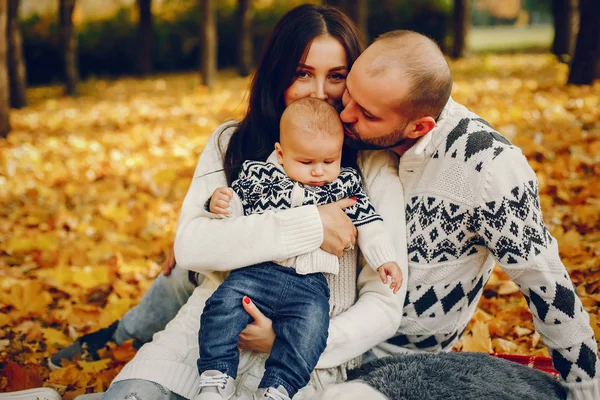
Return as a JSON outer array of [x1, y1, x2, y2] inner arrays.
[[232, 161, 382, 227], [382, 98, 599, 399]]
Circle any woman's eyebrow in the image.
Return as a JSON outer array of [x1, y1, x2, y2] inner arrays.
[[329, 66, 348, 72]]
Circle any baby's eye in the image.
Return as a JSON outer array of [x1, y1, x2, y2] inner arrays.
[[324, 160, 334, 164], [300, 161, 312, 165]]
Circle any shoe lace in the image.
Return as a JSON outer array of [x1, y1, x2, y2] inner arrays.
[[263, 388, 290, 400], [198, 373, 229, 390]]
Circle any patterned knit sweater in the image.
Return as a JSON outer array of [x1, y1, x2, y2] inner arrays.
[[221, 153, 396, 275], [374, 98, 599, 400]]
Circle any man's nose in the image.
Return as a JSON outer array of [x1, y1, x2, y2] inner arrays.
[[340, 105, 355, 123]]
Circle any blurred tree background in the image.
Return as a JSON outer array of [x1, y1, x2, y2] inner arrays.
[[1, 1, 599, 396], [4, 0, 563, 86]]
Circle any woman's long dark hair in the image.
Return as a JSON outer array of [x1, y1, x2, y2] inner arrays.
[[221, 4, 364, 185]]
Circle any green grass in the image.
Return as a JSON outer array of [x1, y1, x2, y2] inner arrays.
[[468, 25, 553, 53]]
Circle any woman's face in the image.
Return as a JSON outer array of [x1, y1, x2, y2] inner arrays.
[[284, 35, 349, 111]]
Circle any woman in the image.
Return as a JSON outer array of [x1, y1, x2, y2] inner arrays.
[[103, 5, 406, 400], [9, 5, 404, 400]]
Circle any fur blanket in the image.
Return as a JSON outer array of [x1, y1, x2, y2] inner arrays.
[[347, 352, 566, 400]]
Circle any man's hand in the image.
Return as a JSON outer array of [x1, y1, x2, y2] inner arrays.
[[161, 248, 176, 276], [318, 198, 357, 258], [238, 296, 275, 353], [210, 187, 234, 215], [378, 261, 403, 294]]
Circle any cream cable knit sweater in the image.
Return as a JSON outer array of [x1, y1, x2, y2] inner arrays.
[[112, 123, 408, 399]]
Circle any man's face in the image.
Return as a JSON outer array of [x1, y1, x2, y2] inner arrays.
[[339, 52, 412, 151]]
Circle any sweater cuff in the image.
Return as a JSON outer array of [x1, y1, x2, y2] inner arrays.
[[563, 377, 600, 400], [361, 245, 397, 271], [280, 205, 324, 256], [296, 249, 339, 275]]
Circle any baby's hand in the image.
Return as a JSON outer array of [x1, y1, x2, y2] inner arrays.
[[210, 187, 234, 215], [378, 262, 403, 294]]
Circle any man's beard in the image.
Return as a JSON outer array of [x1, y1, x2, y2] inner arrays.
[[343, 123, 408, 150]]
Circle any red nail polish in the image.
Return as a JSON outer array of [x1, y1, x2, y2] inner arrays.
[[243, 296, 251, 304], [350, 196, 357, 201]]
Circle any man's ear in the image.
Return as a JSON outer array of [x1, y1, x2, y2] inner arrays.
[[406, 116, 436, 139], [275, 142, 284, 165]]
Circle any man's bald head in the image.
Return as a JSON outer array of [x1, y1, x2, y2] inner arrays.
[[364, 30, 453, 120]]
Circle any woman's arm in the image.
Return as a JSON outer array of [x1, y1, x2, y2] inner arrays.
[[175, 124, 324, 273], [316, 150, 408, 368]]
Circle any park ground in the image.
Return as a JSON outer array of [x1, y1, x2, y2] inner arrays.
[[0, 49, 599, 399]]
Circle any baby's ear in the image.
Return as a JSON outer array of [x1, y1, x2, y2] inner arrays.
[[275, 142, 284, 165]]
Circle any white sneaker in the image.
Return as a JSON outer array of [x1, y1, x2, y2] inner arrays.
[[194, 370, 235, 400], [253, 385, 291, 400], [0, 388, 61, 400]]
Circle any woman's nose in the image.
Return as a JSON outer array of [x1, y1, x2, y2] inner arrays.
[[312, 79, 327, 100]]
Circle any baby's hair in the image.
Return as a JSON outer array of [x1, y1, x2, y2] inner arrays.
[[280, 98, 343, 141]]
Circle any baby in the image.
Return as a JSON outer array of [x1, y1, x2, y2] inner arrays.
[[196, 98, 403, 400]]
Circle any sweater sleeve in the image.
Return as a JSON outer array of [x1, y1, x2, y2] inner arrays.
[[477, 149, 600, 400], [316, 150, 408, 368], [174, 123, 324, 273]]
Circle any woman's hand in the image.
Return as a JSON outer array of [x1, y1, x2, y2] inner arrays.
[[318, 198, 357, 258], [161, 248, 176, 276], [238, 296, 275, 353]]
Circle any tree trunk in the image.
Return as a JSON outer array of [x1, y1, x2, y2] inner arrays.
[[568, 0, 600, 84], [199, 0, 216, 89], [59, 0, 78, 95], [346, 0, 368, 43], [0, 0, 9, 138], [236, 0, 253, 76], [7, 0, 26, 108], [326, 0, 346, 9], [451, 0, 470, 59], [551, 0, 579, 63], [59, 0, 78, 96], [137, 0, 152, 76]]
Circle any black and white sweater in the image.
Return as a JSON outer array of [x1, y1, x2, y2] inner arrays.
[[375, 98, 599, 399], [224, 152, 397, 275]]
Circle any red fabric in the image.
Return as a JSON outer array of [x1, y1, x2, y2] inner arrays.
[[491, 353, 559, 377]]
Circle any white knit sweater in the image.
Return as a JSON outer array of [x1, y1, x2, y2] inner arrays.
[[373, 98, 600, 400], [112, 123, 408, 399]]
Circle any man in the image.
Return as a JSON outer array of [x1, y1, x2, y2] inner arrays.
[[322, 30, 599, 399]]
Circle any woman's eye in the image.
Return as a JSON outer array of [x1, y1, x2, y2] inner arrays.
[[330, 73, 346, 81], [296, 70, 310, 78]]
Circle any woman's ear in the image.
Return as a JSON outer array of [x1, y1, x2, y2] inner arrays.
[[275, 142, 284, 165], [406, 116, 436, 139]]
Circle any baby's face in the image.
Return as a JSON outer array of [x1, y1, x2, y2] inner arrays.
[[276, 128, 343, 186]]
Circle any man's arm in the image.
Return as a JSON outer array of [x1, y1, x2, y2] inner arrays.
[[478, 149, 599, 400]]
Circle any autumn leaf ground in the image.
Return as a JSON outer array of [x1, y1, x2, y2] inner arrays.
[[1, 55, 599, 398]]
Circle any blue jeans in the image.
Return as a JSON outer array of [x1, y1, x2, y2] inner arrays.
[[98, 379, 186, 400], [198, 263, 330, 398], [113, 265, 199, 346]]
